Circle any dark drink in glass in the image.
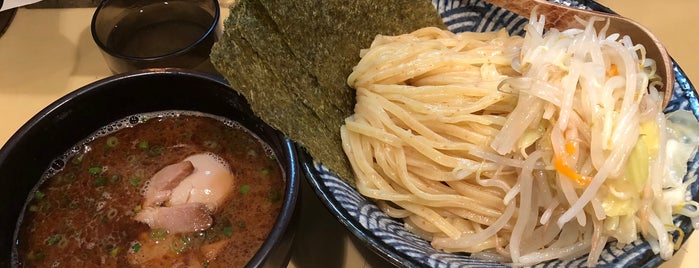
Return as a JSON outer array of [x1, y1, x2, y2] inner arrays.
[[91, 0, 220, 74]]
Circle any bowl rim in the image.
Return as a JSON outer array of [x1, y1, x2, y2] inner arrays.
[[299, 149, 420, 268], [0, 68, 224, 156]]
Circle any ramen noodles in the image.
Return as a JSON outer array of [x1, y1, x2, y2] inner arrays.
[[341, 15, 699, 266]]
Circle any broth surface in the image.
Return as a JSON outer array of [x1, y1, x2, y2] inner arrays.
[[14, 111, 285, 267]]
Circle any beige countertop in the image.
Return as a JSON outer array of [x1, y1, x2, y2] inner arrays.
[[0, 1, 697, 267]]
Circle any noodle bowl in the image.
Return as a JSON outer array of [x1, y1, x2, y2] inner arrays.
[[341, 14, 699, 266]]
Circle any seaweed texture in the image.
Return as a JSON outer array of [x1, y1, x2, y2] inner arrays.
[[211, 0, 445, 184]]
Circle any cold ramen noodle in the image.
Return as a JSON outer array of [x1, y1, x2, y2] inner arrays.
[[341, 14, 699, 266], [13, 111, 285, 267]]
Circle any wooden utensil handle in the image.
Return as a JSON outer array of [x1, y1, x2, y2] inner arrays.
[[482, 0, 597, 30], [482, 0, 675, 107]]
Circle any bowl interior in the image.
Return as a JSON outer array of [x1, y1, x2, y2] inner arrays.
[[0, 69, 300, 267]]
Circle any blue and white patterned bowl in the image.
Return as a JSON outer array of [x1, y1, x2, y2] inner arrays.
[[300, 0, 699, 267]]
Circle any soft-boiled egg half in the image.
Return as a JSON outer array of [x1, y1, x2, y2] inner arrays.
[[135, 152, 235, 233], [169, 153, 235, 211]]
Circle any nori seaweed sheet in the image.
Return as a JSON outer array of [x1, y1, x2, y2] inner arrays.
[[210, 0, 445, 185]]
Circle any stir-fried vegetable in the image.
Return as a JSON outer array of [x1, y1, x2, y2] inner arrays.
[[487, 12, 699, 265]]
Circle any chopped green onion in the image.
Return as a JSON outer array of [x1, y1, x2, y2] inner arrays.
[[59, 172, 77, 183], [89, 166, 103, 175], [239, 185, 251, 195], [106, 136, 119, 148], [71, 153, 84, 165], [138, 140, 149, 149], [130, 178, 140, 186], [107, 208, 118, 219], [130, 242, 142, 253], [109, 247, 120, 257], [126, 154, 138, 164], [94, 177, 106, 186], [109, 174, 122, 184], [27, 251, 45, 261], [39, 202, 51, 212], [246, 150, 257, 158], [134, 169, 146, 178], [171, 235, 191, 254], [222, 226, 233, 237], [260, 168, 270, 175], [149, 228, 167, 241], [148, 145, 164, 156], [35, 251, 46, 260], [167, 243, 181, 254], [29, 205, 39, 212], [57, 236, 69, 248], [268, 191, 282, 203], [34, 190, 45, 200], [47, 234, 62, 245], [134, 205, 142, 213]]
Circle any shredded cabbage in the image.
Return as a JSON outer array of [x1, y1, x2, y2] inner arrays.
[[490, 12, 699, 266]]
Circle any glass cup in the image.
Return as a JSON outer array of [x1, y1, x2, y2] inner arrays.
[[91, 0, 220, 74]]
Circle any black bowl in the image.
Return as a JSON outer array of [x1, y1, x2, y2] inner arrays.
[[0, 68, 300, 267]]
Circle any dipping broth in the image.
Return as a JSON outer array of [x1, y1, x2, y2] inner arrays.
[[13, 111, 285, 267], [106, 1, 215, 58]]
